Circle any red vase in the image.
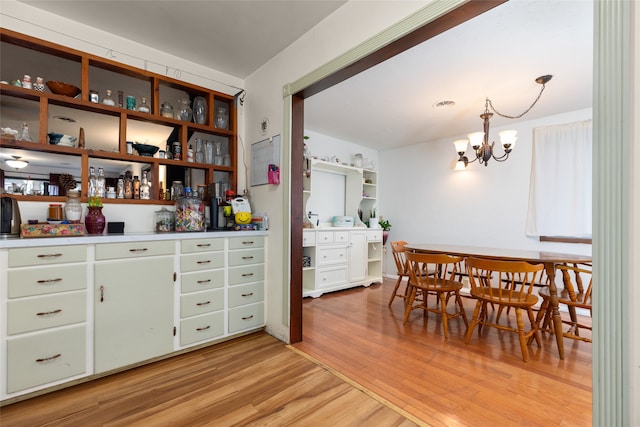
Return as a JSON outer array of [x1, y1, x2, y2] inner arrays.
[[85, 206, 106, 235]]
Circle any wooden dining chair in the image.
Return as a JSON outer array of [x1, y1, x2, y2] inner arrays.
[[388, 241, 410, 307], [403, 252, 468, 339], [536, 263, 592, 343], [464, 257, 545, 362]]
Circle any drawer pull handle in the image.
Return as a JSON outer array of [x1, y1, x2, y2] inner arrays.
[[197, 260, 212, 264], [196, 301, 211, 306], [197, 243, 211, 247], [37, 278, 63, 284], [241, 273, 254, 277], [196, 325, 211, 331], [197, 279, 212, 284], [242, 292, 254, 297], [36, 309, 62, 316], [37, 253, 62, 258], [100, 285, 104, 303], [36, 353, 61, 363], [242, 315, 254, 320], [242, 241, 255, 245], [242, 256, 254, 260], [129, 248, 148, 252]]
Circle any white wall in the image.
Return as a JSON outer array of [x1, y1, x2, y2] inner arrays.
[[378, 108, 592, 274]]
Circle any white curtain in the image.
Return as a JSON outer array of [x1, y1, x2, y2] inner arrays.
[[526, 120, 592, 237]]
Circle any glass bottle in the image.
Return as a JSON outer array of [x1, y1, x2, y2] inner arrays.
[[124, 171, 133, 199], [117, 175, 125, 199], [96, 167, 106, 198], [204, 140, 214, 164], [102, 89, 116, 106], [171, 180, 184, 201], [214, 141, 223, 165], [195, 138, 204, 163], [158, 181, 165, 200], [187, 144, 194, 163], [133, 175, 140, 199], [64, 190, 83, 223], [140, 171, 151, 200], [165, 142, 173, 160], [88, 166, 97, 198], [19, 123, 31, 142], [137, 97, 151, 113]]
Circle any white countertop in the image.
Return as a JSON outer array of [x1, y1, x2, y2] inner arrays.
[[0, 230, 268, 249]]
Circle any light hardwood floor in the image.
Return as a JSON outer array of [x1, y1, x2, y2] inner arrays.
[[295, 279, 592, 426], [0, 279, 591, 426]]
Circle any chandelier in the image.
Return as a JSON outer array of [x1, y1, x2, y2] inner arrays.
[[5, 155, 29, 169], [454, 74, 552, 169]]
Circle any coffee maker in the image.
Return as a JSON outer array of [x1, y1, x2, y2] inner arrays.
[[208, 182, 228, 230], [1, 196, 22, 237]]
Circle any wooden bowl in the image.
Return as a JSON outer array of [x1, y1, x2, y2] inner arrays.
[[46, 80, 81, 98]]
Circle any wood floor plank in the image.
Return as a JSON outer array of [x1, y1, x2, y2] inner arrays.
[[294, 280, 592, 426]]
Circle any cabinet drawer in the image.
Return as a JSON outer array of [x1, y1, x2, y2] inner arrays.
[[95, 240, 174, 260], [7, 325, 87, 394], [229, 236, 264, 250], [228, 282, 264, 308], [180, 252, 225, 272], [181, 238, 224, 254], [228, 303, 264, 333], [180, 311, 224, 346], [317, 246, 348, 267], [180, 289, 224, 318], [228, 248, 264, 267], [7, 291, 86, 335], [317, 231, 334, 244], [303, 231, 316, 247], [334, 231, 349, 243], [367, 230, 383, 242], [8, 245, 86, 268], [181, 269, 224, 293], [8, 264, 86, 298], [317, 267, 348, 289], [228, 264, 264, 285]]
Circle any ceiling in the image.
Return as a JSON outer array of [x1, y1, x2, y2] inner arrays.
[[17, 0, 593, 153]]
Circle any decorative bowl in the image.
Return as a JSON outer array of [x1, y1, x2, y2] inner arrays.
[[46, 80, 81, 98], [48, 133, 77, 147], [132, 143, 159, 157]]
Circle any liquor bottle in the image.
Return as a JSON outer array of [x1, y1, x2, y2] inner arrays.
[[88, 166, 97, 198], [140, 171, 151, 200], [124, 171, 133, 199], [133, 175, 140, 199], [117, 175, 125, 199], [96, 167, 106, 198]]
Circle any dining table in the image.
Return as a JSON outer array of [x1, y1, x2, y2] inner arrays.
[[404, 243, 592, 360]]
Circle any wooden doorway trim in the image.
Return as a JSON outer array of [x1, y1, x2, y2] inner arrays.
[[289, 0, 508, 343]]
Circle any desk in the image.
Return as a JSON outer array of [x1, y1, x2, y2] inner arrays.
[[405, 244, 592, 360]]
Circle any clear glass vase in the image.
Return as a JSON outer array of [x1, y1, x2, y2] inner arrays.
[[215, 107, 228, 129], [64, 190, 83, 223], [192, 96, 207, 125], [175, 98, 192, 122]]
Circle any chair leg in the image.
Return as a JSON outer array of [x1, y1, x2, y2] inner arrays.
[[527, 308, 542, 348], [403, 284, 417, 324], [464, 300, 483, 344], [515, 308, 529, 362], [388, 276, 404, 307], [439, 293, 449, 339], [455, 291, 468, 327]]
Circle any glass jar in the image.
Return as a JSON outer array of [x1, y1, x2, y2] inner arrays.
[[154, 207, 174, 232], [175, 195, 205, 232], [171, 180, 184, 201], [137, 97, 151, 113], [192, 96, 207, 125], [64, 190, 82, 223], [48, 203, 63, 221], [160, 101, 174, 118], [175, 98, 192, 122], [102, 89, 116, 106]]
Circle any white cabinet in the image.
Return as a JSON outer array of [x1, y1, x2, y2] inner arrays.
[[303, 229, 382, 298], [94, 241, 174, 373], [3, 245, 88, 396], [228, 236, 265, 334], [178, 237, 225, 347]]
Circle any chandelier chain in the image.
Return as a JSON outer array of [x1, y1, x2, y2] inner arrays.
[[486, 83, 548, 119]]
